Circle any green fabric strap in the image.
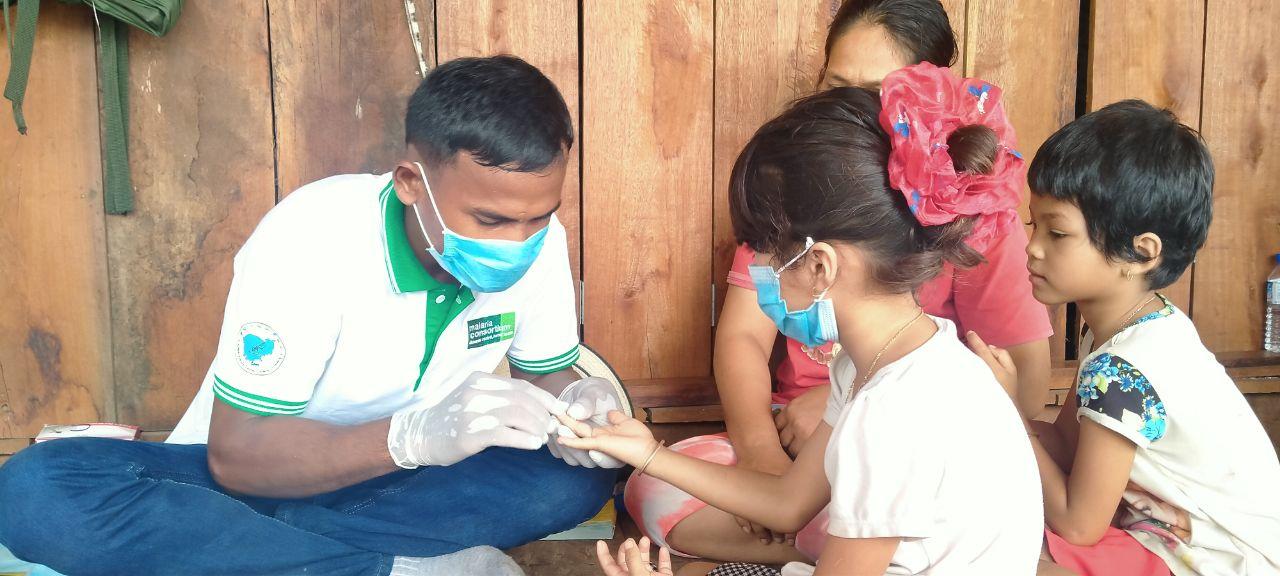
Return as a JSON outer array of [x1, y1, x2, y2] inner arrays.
[[4, 0, 182, 214], [3, 0, 40, 135], [99, 15, 131, 214]]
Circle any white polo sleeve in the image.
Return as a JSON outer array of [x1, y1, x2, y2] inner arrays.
[[506, 217, 580, 375], [827, 389, 944, 539], [210, 210, 340, 416]]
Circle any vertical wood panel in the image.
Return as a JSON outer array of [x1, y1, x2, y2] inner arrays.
[[0, 4, 113, 436], [583, 1, 714, 379], [712, 0, 840, 321], [108, 0, 277, 428], [1088, 1, 1205, 314], [1194, 0, 1280, 351], [967, 0, 1079, 360], [270, 0, 435, 197], [436, 0, 583, 286]]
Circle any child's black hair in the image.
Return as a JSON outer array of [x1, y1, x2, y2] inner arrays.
[[1028, 99, 1214, 290], [826, 0, 957, 68], [729, 87, 989, 294], [405, 55, 573, 172]]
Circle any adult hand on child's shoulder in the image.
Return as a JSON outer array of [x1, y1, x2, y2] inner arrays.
[[965, 331, 1020, 407], [774, 385, 830, 458]]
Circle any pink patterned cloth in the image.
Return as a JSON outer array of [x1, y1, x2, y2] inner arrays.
[[624, 433, 829, 559]]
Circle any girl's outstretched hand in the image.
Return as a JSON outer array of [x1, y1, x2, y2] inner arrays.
[[556, 410, 657, 468], [596, 537, 673, 576]]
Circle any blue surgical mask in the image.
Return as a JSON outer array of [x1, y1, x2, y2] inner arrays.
[[410, 161, 548, 293], [747, 237, 839, 348]]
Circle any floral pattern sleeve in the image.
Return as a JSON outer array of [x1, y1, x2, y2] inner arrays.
[[1076, 353, 1167, 446]]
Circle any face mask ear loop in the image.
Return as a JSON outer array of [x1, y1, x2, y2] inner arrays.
[[777, 236, 816, 275], [413, 161, 449, 230], [410, 203, 439, 253]]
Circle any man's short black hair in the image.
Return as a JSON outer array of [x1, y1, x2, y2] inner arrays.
[[405, 55, 573, 172], [1028, 99, 1214, 289]]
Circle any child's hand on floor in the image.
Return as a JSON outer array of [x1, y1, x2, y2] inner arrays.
[[555, 410, 657, 468], [965, 331, 1020, 410], [596, 537, 673, 576]]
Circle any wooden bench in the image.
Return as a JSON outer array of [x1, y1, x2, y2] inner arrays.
[[625, 351, 1280, 453]]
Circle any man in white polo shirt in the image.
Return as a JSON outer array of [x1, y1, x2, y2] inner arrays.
[[0, 56, 624, 576]]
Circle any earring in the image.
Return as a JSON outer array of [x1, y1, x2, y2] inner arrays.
[[1122, 269, 1132, 280]]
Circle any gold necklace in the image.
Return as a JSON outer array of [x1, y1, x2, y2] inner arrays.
[[1117, 293, 1159, 332], [845, 308, 925, 403]]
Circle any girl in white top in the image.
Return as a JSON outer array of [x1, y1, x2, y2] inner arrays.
[[996, 100, 1280, 575], [565, 76, 1043, 576]]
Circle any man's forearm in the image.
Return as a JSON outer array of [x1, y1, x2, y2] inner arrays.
[[208, 407, 400, 498], [519, 367, 579, 398]]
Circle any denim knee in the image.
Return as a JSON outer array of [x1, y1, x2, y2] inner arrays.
[[0, 440, 79, 558], [527, 463, 617, 533]]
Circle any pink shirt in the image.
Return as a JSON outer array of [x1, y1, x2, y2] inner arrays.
[[726, 226, 1052, 403]]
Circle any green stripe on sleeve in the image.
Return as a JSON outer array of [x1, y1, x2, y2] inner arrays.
[[508, 345, 580, 375], [213, 375, 308, 416]]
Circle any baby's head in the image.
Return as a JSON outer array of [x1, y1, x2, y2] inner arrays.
[[1025, 100, 1214, 306]]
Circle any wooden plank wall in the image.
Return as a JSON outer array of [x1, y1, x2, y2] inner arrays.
[[1, 1, 1278, 439], [108, 0, 276, 430], [1195, 0, 1280, 352], [0, 4, 113, 437], [582, 1, 715, 380]]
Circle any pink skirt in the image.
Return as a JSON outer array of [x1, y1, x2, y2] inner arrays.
[[623, 433, 828, 559], [1044, 527, 1171, 576]]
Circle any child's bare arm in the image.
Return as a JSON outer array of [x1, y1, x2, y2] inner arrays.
[[1035, 418, 1135, 545], [557, 413, 832, 532], [645, 423, 833, 533], [813, 536, 900, 576]]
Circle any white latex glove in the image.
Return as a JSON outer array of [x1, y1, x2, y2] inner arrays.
[[388, 371, 568, 468], [549, 377, 626, 468]]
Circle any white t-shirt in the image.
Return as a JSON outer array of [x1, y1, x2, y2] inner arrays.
[[820, 316, 1042, 575], [168, 173, 580, 444], [1076, 299, 1280, 575]]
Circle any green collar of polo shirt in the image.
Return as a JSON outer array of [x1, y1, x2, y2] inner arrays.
[[378, 179, 476, 391], [381, 180, 453, 294]]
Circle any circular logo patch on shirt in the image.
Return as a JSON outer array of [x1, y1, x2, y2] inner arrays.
[[237, 322, 285, 376]]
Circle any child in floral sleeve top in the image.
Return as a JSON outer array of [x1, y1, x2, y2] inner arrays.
[[971, 100, 1280, 576]]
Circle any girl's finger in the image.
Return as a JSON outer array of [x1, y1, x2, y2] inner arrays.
[[622, 538, 639, 567], [556, 435, 600, 451], [623, 540, 651, 575], [990, 346, 1017, 373], [657, 547, 674, 575], [638, 536, 652, 565], [607, 409, 630, 424], [556, 412, 595, 438], [596, 540, 622, 576]]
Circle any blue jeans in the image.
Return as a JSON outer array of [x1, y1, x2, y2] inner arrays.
[[0, 438, 614, 576]]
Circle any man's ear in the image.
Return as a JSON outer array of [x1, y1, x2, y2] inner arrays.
[[392, 161, 426, 206]]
